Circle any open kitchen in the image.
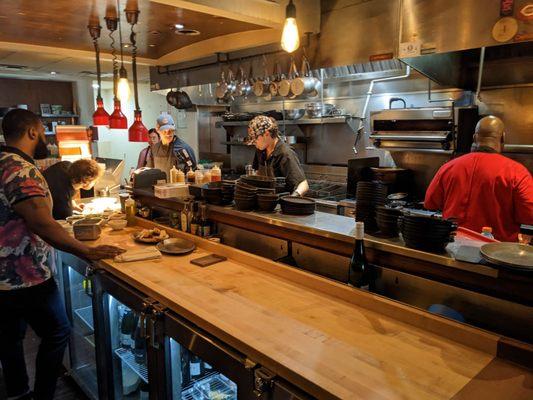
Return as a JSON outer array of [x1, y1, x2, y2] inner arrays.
[[0, 1, 532, 399]]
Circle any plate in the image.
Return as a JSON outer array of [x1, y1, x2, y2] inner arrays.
[[480, 243, 533, 270], [156, 238, 196, 255], [132, 232, 169, 244]]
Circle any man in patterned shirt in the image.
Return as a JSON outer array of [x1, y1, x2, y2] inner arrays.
[[0, 109, 125, 400]]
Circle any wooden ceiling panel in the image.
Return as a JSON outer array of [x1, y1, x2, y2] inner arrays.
[[0, 0, 266, 59]]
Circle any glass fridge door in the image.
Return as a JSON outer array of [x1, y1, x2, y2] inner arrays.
[[105, 293, 150, 400], [169, 339, 237, 400], [63, 263, 98, 399]]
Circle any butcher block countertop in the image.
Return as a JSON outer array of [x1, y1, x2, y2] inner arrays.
[[90, 219, 533, 400]]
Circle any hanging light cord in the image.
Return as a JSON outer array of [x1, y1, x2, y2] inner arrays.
[[92, 36, 103, 100], [108, 29, 118, 99], [130, 22, 140, 111], [117, 0, 125, 67]]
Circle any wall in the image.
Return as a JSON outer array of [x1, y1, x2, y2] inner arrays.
[[0, 77, 73, 112], [95, 83, 200, 179]]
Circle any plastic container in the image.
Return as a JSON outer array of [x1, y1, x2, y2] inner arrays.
[[186, 169, 196, 184], [481, 226, 495, 239], [176, 169, 185, 183], [194, 169, 204, 185], [202, 169, 212, 183]]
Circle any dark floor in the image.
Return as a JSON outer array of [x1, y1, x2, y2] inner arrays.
[[0, 328, 88, 400]]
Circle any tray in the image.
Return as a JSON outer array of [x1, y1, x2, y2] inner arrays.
[[480, 243, 533, 271], [156, 238, 196, 255]]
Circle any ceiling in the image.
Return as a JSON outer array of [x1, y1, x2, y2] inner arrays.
[[0, 0, 266, 59]]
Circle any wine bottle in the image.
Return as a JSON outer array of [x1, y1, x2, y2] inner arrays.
[[199, 204, 211, 237], [190, 202, 200, 236], [348, 222, 371, 289]]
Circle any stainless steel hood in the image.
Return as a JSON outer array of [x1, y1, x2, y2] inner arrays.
[[401, 41, 533, 89]]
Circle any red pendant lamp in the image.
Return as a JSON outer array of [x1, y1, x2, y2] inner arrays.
[[88, 23, 110, 125], [106, 11, 128, 130], [126, 5, 148, 142]]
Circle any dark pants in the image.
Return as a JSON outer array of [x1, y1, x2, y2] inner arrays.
[[0, 278, 71, 400]]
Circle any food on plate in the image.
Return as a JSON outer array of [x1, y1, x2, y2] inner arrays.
[[136, 227, 168, 240]]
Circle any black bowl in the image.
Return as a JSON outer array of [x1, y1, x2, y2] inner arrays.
[[234, 197, 256, 211], [257, 199, 278, 212]]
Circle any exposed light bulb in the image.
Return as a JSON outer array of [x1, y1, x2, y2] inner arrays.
[[281, 17, 300, 53], [117, 66, 130, 102]]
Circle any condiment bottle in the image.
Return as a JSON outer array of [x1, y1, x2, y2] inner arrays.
[[203, 169, 212, 183], [169, 166, 179, 183], [481, 227, 494, 239], [211, 165, 221, 182], [186, 169, 195, 184], [194, 168, 204, 184], [176, 169, 185, 183], [124, 196, 137, 227]]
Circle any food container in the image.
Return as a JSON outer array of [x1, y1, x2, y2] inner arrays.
[[282, 109, 305, 120], [305, 102, 334, 118], [154, 183, 189, 199], [73, 218, 104, 241], [108, 219, 128, 230]]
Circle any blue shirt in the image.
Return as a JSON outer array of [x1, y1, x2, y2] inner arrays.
[[173, 137, 197, 170]]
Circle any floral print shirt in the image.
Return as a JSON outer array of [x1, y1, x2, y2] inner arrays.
[[0, 146, 52, 290]]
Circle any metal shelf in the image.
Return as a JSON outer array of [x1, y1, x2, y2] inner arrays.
[[74, 305, 94, 331], [216, 116, 353, 128], [114, 347, 148, 384]]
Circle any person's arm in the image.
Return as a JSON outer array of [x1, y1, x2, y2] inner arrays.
[[293, 180, 309, 197], [72, 199, 84, 212], [279, 150, 307, 195], [13, 197, 124, 260], [513, 168, 533, 224], [424, 169, 445, 211]]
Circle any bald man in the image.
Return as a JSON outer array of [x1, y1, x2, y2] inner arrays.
[[425, 116, 533, 242]]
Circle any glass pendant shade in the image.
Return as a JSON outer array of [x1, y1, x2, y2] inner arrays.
[[109, 99, 128, 129], [92, 98, 110, 126], [128, 110, 149, 142]]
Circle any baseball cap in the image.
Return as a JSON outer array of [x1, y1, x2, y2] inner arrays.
[[245, 115, 278, 145], [156, 113, 175, 131]]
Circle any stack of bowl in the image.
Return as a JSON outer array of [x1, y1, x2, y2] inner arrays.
[[221, 181, 235, 205], [376, 206, 404, 237], [234, 180, 258, 211], [398, 214, 458, 253], [257, 193, 279, 212], [201, 182, 223, 205], [355, 181, 387, 233], [240, 174, 276, 189], [279, 196, 316, 215]]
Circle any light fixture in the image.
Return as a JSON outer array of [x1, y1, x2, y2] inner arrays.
[[175, 23, 184, 29], [281, 0, 300, 53], [106, 12, 128, 129], [116, 0, 130, 102], [50, 71, 57, 75], [126, 5, 149, 142], [88, 22, 110, 126]]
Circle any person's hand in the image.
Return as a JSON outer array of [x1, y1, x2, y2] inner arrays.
[[84, 245, 126, 260]]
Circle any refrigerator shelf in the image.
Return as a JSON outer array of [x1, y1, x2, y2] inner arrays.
[[196, 373, 237, 400], [74, 305, 94, 331], [114, 347, 149, 384]]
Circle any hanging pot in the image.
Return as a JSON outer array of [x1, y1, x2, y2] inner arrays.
[[291, 56, 321, 97], [236, 64, 252, 98], [269, 61, 283, 97], [175, 90, 193, 109], [215, 70, 228, 99], [253, 55, 271, 98], [166, 89, 178, 107], [278, 58, 298, 98]]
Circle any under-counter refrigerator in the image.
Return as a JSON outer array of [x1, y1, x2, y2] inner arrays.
[[91, 269, 310, 400]]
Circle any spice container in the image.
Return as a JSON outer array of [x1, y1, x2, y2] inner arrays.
[[176, 169, 185, 183]]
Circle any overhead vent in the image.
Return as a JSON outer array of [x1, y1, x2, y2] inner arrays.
[[0, 64, 28, 70]]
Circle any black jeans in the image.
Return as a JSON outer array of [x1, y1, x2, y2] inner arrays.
[[0, 278, 71, 400]]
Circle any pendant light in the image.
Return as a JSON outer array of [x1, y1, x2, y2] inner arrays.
[[88, 22, 110, 126], [125, 5, 148, 142], [106, 12, 128, 129], [116, 0, 131, 103], [281, 0, 300, 53]]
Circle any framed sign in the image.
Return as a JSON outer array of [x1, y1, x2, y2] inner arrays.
[[40, 104, 51, 115]]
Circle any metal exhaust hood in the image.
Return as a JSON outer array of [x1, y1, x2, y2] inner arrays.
[[401, 41, 533, 90]]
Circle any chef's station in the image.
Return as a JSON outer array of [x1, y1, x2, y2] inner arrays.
[[0, 1, 532, 400]]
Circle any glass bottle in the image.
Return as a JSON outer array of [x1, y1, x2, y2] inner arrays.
[[180, 201, 190, 232], [125, 196, 137, 226], [199, 204, 211, 237], [169, 166, 179, 183], [190, 202, 200, 236], [348, 222, 371, 290]]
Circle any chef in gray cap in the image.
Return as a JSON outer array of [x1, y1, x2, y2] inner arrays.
[[148, 112, 197, 178]]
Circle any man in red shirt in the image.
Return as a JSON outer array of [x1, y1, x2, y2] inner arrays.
[[424, 116, 533, 242]]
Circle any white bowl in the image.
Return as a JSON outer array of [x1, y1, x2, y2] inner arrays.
[[108, 219, 128, 230]]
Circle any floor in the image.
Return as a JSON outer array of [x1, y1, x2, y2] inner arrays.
[[0, 327, 88, 400]]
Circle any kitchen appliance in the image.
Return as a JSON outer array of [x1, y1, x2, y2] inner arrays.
[[132, 168, 167, 188], [370, 101, 479, 152]]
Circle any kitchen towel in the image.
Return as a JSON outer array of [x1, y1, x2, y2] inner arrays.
[[115, 248, 162, 262]]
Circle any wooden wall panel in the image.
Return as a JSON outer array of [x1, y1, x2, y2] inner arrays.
[[0, 78, 73, 114]]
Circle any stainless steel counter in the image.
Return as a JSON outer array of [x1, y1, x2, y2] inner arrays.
[[208, 205, 500, 278]]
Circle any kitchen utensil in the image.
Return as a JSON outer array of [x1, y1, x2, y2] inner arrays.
[[282, 109, 305, 120], [280, 196, 315, 215], [480, 243, 533, 270], [291, 56, 321, 97], [215, 70, 228, 99], [174, 89, 193, 109], [269, 61, 282, 97], [278, 58, 298, 98], [253, 55, 271, 98], [305, 102, 334, 118], [235, 65, 252, 98], [156, 238, 196, 255], [166, 89, 178, 107]]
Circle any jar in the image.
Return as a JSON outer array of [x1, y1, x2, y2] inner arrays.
[[186, 169, 195, 184]]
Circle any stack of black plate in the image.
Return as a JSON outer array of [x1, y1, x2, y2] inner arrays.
[[280, 196, 315, 215], [376, 206, 403, 237], [221, 181, 235, 205], [398, 214, 457, 253], [240, 175, 276, 189], [234, 180, 258, 211], [257, 193, 279, 212], [201, 182, 223, 205], [355, 181, 387, 232]]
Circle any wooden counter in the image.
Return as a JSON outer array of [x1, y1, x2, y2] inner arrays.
[[91, 220, 533, 399]]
